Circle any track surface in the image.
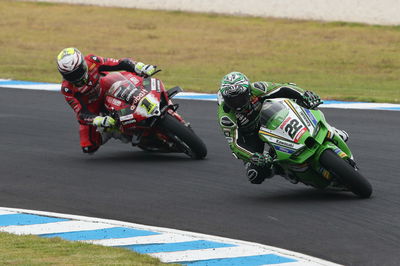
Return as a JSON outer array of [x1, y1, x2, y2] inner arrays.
[[0, 88, 399, 266]]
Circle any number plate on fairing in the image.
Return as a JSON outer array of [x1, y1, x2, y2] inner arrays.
[[259, 100, 311, 151]]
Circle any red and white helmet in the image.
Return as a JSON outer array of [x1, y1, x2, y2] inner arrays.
[[56, 47, 88, 86]]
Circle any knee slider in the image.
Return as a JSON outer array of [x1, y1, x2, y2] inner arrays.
[[82, 145, 99, 154]]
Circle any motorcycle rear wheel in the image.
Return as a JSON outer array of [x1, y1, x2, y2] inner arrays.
[[158, 114, 207, 159], [320, 149, 372, 198]]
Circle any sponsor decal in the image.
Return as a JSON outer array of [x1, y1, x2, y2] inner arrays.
[[273, 145, 295, 154], [151, 78, 156, 91], [334, 148, 347, 158], [129, 76, 140, 85], [89, 63, 96, 71], [132, 89, 148, 104], [319, 167, 332, 180], [304, 108, 318, 126], [280, 117, 291, 129], [122, 119, 136, 125], [156, 79, 161, 92], [105, 58, 118, 63], [108, 81, 121, 95], [63, 87, 71, 94], [141, 97, 158, 114], [236, 113, 250, 126], [300, 111, 312, 128], [294, 127, 307, 143], [276, 139, 295, 148], [90, 56, 101, 63], [108, 98, 122, 107], [120, 114, 134, 122]]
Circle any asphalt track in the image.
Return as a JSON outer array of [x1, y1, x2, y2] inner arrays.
[[0, 87, 399, 266]]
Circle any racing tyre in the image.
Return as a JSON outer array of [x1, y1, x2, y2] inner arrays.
[[320, 149, 372, 198], [158, 114, 207, 159]]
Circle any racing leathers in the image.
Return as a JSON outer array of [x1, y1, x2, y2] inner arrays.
[[217, 81, 320, 184], [61, 54, 143, 154]]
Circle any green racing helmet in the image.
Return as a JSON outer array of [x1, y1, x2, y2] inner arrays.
[[219, 72, 251, 112]]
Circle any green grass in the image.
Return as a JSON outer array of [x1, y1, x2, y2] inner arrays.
[[0, 232, 180, 265], [1, 0, 399, 102]]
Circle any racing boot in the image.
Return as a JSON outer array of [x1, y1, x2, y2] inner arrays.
[[331, 127, 349, 142]]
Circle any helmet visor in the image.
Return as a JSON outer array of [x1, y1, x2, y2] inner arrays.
[[225, 92, 250, 112], [62, 61, 88, 85]]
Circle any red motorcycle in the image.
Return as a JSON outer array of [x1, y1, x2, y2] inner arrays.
[[100, 71, 207, 159]]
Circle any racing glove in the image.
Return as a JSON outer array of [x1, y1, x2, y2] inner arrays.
[[93, 116, 116, 128], [250, 152, 273, 167], [134, 62, 157, 77], [119, 58, 136, 73], [301, 91, 322, 109]]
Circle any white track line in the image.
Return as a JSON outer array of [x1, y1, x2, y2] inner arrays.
[[150, 246, 275, 262], [150, 246, 333, 265], [0, 210, 15, 215], [261, 262, 330, 266], [86, 233, 197, 246], [0, 220, 115, 235]]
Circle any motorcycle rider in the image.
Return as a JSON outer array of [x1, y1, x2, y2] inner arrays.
[[57, 47, 157, 154], [217, 71, 349, 184]]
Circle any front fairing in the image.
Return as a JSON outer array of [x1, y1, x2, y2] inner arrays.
[[258, 98, 354, 188], [258, 99, 318, 163], [257, 99, 346, 164], [101, 72, 165, 127]]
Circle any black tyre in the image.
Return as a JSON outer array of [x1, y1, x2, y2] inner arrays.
[[320, 149, 372, 198], [158, 114, 207, 159]]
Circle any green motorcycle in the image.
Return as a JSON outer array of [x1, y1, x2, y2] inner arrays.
[[258, 98, 372, 198]]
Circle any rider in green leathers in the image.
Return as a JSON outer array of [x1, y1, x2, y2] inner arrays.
[[217, 72, 349, 184]]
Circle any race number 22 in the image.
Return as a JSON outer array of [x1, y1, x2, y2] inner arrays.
[[284, 119, 303, 139]]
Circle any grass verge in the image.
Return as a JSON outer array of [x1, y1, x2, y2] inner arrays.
[[0, 231, 180, 265], [0, 0, 399, 102]]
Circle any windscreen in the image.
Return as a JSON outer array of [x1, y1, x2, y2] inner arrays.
[[260, 101, 288, 129]]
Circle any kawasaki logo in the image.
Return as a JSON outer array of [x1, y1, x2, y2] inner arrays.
[[276, 139, 295, 148]]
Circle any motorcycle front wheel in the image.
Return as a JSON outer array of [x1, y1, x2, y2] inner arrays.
[[158, 113, 207, 159], [320, 149, 372, 198]]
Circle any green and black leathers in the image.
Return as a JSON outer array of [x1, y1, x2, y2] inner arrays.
[[217, 81, 305, 162]]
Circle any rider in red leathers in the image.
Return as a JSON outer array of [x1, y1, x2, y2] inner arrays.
[[56, 47, 157, 154]]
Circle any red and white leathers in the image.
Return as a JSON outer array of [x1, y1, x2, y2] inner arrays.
[[61, 54, 137, 153]]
